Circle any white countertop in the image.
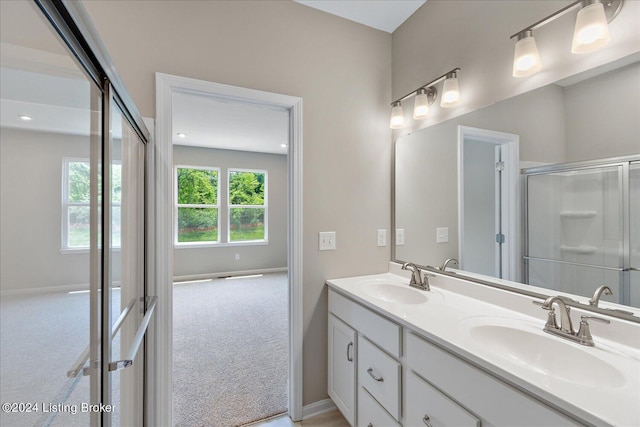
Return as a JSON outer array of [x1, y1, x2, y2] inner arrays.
[[326, 266, 640, 427]]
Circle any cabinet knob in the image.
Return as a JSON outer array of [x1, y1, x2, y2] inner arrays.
[[367, 367, 384, 382], [423, 415, 433, 427], [347, 342, 353, 362]]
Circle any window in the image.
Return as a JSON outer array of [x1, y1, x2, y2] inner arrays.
[[175, 166, 220, 244], [228, 169, 267, 242], [62, 159, 121, 250]]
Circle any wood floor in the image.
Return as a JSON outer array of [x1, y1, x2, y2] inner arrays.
[[247, 410, 349, 427]]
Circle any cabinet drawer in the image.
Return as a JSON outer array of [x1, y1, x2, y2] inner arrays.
[[406, 371, 480, 427], [357, 386, 400, 427], [358, 336, 401, 421], [406, 332, 578, 426], [329, 289, 401, 358]]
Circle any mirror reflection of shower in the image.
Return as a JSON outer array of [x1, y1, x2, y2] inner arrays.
[[524, 157, 640, 307]]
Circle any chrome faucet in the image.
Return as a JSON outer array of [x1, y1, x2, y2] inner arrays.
[[589, 285, 612, 307], [439, 258, 459, 272], [541, 296, 574, 334], [401, 262, 429, 291], [588, 285, 634, 315], [535, 295, 610, 346]]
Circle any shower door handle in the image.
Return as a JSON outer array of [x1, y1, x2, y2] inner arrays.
[[109, 296, 157, 371], [67, 297, 138, 378]]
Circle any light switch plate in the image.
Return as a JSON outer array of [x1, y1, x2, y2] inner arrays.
[[436, 227, 449, 243], [319, 231, 336, 250], [377, 229, 387, 247], [396, 229, 405, 246]]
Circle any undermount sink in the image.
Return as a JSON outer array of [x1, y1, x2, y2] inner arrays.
[[357, 280, 428, 304], [461, 317, 626, 389]]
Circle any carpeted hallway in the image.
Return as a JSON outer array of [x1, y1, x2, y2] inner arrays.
[[172, 272, 289, 427]]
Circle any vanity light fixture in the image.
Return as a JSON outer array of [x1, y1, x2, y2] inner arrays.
[[440, 72, 461, 108], [510, 0, 623, 78], [390, 101, 405, 129], [412, 87, 436, 120], [512, 30, 542, 77], [389, 67, 460, 128], [572, 1, 612, 54]]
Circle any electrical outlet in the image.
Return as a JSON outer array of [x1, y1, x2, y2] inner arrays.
[[319, 231, 336, 251], [235, 253, 240, 261], [377, 229, 387, 247], [436, 227, 449, 243], [396, 229, 405, 246]]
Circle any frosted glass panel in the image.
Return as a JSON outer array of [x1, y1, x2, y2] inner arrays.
[[527, 166, 623, 268], [631, 162, 640, 269], [527, 259, 622, 303]]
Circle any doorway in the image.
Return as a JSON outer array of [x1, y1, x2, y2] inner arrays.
[[155, 74, 303, 424], [458, 126, 519, 281]]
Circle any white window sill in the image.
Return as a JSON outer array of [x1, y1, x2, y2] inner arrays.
[[174, 241, 269, 249]]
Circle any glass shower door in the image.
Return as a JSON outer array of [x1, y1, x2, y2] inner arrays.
[[106, 98, 148, 427], [525, 164, 624, 302], [630, 162, 640, 306], [0, 2, 102, 425]]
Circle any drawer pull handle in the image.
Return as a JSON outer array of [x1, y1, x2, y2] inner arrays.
[[423, 415, 433, 427], [347, 342, 353, 362], [367, 367, 384, 382]]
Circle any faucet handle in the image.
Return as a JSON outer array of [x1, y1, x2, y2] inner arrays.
[[577, 315, 611, 346], [581, 315, 611, 324], [533, 301, 559, 329]]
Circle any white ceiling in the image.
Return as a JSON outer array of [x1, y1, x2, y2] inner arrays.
[[295, 0, 426, 33], [172, 92, 290, 155]]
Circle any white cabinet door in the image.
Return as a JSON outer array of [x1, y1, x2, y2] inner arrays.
[[328, 314, 356, 425], [406, 371, 480, 427]]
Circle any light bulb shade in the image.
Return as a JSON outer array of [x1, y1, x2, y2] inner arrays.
[[513, 34, 542, 77], [440, 76, 460, 108], [572, 2, 611, 54], [390, 102, 404, 129], [413, 89, 430, 120]]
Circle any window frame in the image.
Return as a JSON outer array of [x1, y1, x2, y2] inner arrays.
[[174, 164, 221, 247], [227, 168, 268, 244], [61, 157, 122, 252]]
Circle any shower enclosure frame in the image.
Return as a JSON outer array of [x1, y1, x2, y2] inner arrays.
[[522, 154, 639, 306], [32, 1, 154, 425]]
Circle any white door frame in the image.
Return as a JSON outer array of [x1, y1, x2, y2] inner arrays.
[[458, 125, 520, 281], [154, 73, 304, 423]]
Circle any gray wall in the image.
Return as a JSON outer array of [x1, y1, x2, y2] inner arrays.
[[83, 0, 392, 406], [564, 62, 640, 162], [172, 145, 287, 278], [0, 128, 121, 291]]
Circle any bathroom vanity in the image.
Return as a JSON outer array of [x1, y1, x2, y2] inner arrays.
[[327, 264, 639, 427]]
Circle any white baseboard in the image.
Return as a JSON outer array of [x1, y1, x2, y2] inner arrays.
[[172, 267, 287, 283], [1, 281, 123, 297], [302, 398, 337, 420]]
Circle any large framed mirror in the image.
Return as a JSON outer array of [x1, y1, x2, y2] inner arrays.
[[394, 52, 639, 315]]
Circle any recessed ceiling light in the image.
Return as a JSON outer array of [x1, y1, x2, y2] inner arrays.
[[177, 132, 187, 138], [18, 115, 32, 121], [280, 144, 288, 148]]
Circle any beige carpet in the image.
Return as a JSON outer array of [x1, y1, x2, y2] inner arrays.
[[172, 272, 288, 427]]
